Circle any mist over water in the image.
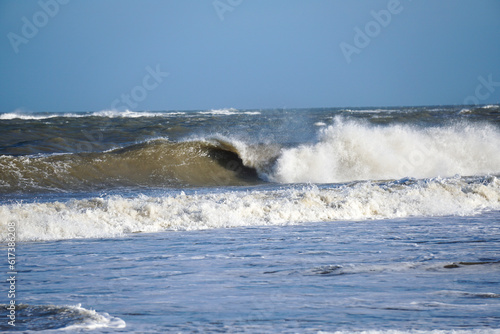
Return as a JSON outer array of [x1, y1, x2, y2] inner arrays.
[[272, 118, 500, 183]]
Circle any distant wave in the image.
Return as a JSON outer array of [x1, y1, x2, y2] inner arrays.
[[91, 110, 181, 118], [199, 108, 261, 116], [200, 108, 239, 115], [0, 111, 81, 120], [2, 105, 496, 120], [340, 108, 400, 113], [0, 110, 179, 120], [459, 104, 499, 114], [1, 175, 499, 241], [0, 108, 260, 120]]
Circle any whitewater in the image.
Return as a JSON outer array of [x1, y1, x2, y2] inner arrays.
[[1, 105, 500, 332]]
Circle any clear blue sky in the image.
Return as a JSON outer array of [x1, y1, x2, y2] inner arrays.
[[1, 0, 499, 112]]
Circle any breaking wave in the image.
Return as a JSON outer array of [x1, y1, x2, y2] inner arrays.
[[1, 175, 499, 241], [0, 138, 270, 193], [1, 118, 500, 193], [271, 118, 500, 183]]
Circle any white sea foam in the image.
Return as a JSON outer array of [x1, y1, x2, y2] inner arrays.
[[0, 111, 81, 120], [0, 109, 260, 120], [342, 108, 399, 113], [58, 304, 126, 331], [1, 176, 498, 242], [90, 110, 173, 118], [270, 118, 500, 183], [483, 104, 499, 109], [199, 108, 260, 116], [200, 108, 239, 115], [0, 109, 186, 120]]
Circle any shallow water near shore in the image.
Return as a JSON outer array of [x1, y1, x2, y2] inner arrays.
[[4, 211, 500, 332]]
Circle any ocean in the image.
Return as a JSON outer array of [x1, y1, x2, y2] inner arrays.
[[1, 105, 500, 333]]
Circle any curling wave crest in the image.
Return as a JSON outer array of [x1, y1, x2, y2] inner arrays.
[[2, 118, 500, 193]]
